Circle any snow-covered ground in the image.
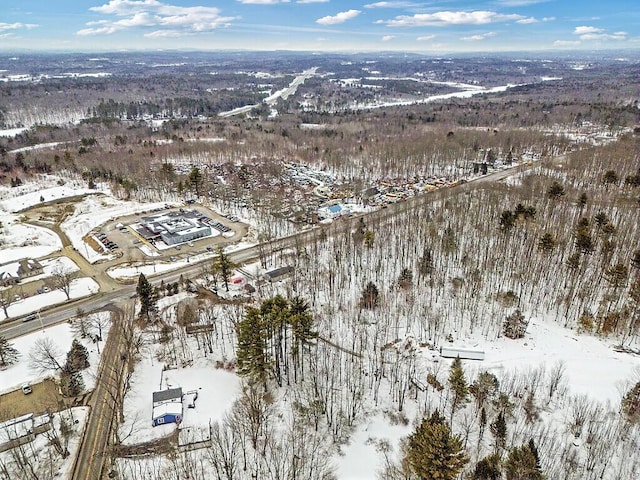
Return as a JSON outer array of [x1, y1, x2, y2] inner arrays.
[[119, 352, 240, 445], [0, 127, 28, 137], [479, 318, 640, 405], [2, 277, 100, 320], [0, 311, 110, 394], [0, 211, 62, 262], [0, 183, 100, 213], [336, 413, 412, 480], [107, 251, 214, 280], [0, 407, 89, 480]]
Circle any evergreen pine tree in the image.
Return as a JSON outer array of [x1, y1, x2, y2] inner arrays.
[[360, 281, 380, 309], [402, 411, 468, 480], [503, 309, 528, 339], [547, 181, 566, 198], [60, 370, 85, 397], [215, 247, 236, 292], [504, 441, 544, 480], [490, 412, 507, 452], [235, 295, 317, 387], [136, 273, 155, 320], [474, 453, 502, 480], [0, 335, 19, 367], [364, 230, 375, 248], [236, 306, 269, 385], [577, 192, 588, 209], [537, 233, 556, 254], [66, 339, 90, 373], [188, 166, 203, 196], [622, 380, 640, 423], [449, 357, 469, 415]]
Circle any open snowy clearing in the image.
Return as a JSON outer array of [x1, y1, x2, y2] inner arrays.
[[0, 181, 102, 213], [2, 277, 100, 319], [119, 357, 240, 445], [0, 311, 110, 395], [0, 212, 62, 262]]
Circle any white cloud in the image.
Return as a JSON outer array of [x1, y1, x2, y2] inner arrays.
[[382, 35, 395, 41], [516, 17, 538, 24], [79, 1, 235, 36], [145, 29, 184, 37], [417, 34, 435, 41], [496, 0, 549, 5], [461, 31, 496, 41], [365, 1, 419, 7], [236, 0, 289, 3], [0, 22, 38, 33], [377, 11, 528, 27], [573, 26, 627, 41], [554, 40, 580, 47], [580, 32, 627, 41], [296, 0, 329, 3], [316, 9, 360, 25], [574, 26, 602, 35]]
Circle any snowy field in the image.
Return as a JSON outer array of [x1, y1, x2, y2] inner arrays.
[[0, 180, 101, 212], [0, 311, 110, 394], [119, 352, 240, 445], [2, 277, 99, 320], [107, 251, 214, 280], [0, 211, 62, 262]]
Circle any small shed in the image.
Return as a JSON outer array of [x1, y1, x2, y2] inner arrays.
[[152, 387, 183, 427], [440, 346, 485, 361], [263, 266, 294, 283]]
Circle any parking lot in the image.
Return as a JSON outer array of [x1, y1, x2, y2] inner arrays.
[[94, 205, 247, 264]]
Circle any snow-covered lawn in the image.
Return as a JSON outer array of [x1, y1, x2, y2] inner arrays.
[[119, 356, 240, 445], [0, 184, 99, 213], [0, 212, 62, 262], [107, 251, 215, 280], [478, 318, 640, 405], [0, 311, 110, 394], [2, 277, 100, 320]]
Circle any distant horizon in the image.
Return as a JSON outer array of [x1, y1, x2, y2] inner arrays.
[[0, 47, 638, 57], [1, 1, 638, 54]]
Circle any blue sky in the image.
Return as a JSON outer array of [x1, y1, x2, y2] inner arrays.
[[0, 0, 638, 52]]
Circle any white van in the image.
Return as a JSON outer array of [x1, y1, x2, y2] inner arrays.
[[21, 383, 32, 395]]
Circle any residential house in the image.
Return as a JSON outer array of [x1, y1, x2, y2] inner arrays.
[[152, 387, 183, 427]]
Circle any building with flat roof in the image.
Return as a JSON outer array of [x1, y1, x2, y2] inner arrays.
[[133, 210, 211, 246]]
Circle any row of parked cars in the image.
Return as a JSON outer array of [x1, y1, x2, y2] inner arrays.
[[198, 215, 232, 233], [96, 233, 119, 251]]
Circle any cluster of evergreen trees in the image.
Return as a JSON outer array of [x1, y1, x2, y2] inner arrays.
[[236, 295, 317, 387]]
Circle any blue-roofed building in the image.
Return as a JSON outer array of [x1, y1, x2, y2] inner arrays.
[[318, 203, 348, 220]]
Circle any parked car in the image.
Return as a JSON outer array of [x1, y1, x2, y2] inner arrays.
[[21, 383, 32, 395]]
